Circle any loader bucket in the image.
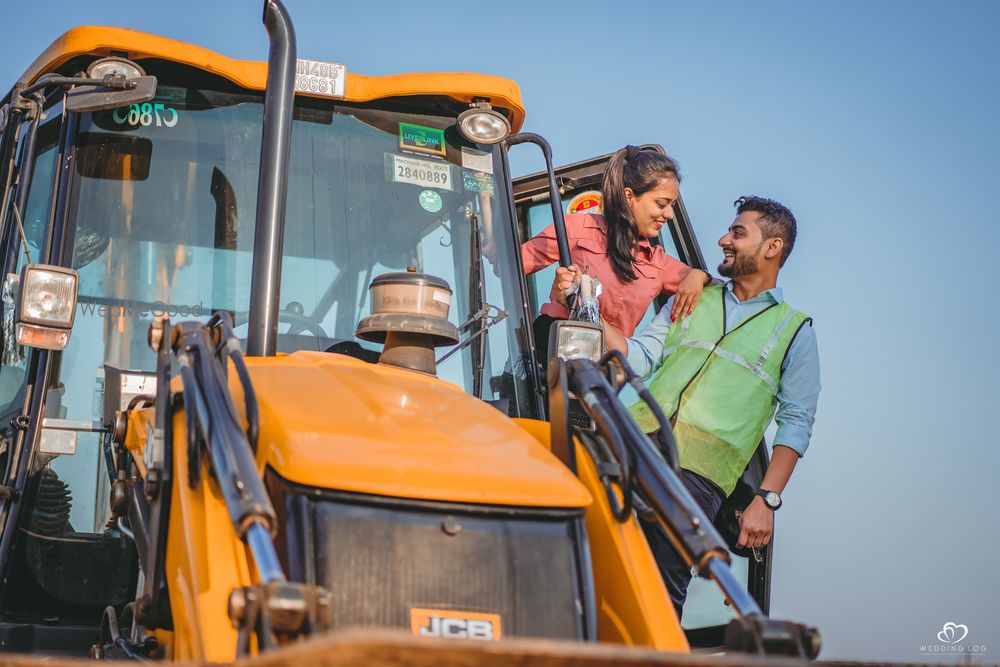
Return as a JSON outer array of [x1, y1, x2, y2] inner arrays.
[[241, 628, 818, 667]]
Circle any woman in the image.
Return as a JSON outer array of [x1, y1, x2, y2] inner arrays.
[[520, 145, 710, 355]]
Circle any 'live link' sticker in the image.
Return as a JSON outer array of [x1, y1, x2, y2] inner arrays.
[[399, 122, 446, 157]]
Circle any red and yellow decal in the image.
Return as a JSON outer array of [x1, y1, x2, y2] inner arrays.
[[568, 190, 603, 215], [409, 608, 502, 641]]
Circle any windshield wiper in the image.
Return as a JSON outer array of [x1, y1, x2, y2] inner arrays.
[[435, 213, 507, 392], [468, 212, 486, 398], [436, 303, 508, 367]]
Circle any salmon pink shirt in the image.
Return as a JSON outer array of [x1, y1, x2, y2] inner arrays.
[[521, 213, 692, 337]]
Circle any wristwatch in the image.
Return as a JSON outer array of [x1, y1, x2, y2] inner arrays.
[[757, 488, 782, 511]]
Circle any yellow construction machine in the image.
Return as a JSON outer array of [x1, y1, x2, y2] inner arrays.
[[0, 1, 819, 663]]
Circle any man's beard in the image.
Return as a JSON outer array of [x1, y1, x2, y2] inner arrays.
[[718, 249, 759, 278]]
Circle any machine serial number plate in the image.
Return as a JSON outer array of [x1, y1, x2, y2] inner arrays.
[[389, 154, 454, 191], [295, 59, 346, 98]]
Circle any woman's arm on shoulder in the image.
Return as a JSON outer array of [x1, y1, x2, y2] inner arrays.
[[655, 250, 709, 321]]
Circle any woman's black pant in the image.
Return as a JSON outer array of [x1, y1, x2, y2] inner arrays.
[[640, 469, 726, 619]]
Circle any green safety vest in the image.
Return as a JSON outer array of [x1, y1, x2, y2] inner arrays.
[[628, 285, 810, 496]]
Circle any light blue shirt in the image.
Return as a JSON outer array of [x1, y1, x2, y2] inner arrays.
[[626, 282, 820, 457]]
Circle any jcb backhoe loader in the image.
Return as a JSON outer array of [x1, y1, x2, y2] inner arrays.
[[0, 1, 820, 663]]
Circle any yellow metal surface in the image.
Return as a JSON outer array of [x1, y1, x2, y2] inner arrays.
[[245, 351, 591, 508], [124, 405, 155, 478], [514, 419, 689, 652], [163, 405, 253, 662], [16, 26, 526, 131]]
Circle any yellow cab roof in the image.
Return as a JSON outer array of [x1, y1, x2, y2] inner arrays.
[[18, 26, 526, 131]]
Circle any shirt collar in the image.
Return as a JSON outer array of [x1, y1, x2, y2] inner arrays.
[[723, 280, 783, 304], [635, 237, 655, 259]]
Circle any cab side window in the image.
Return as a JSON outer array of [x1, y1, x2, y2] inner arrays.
[[0, 113, 61, 417]]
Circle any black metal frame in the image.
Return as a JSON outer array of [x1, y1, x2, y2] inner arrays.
[[0, 106, 80, 590], [497, 147, 547, 419], [0, 94, 126, 654]]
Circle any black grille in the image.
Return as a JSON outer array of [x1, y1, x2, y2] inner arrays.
[[267, 471, 586, 640]]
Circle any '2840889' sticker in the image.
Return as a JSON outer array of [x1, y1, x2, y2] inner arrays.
[[388, 153, 454, 191]]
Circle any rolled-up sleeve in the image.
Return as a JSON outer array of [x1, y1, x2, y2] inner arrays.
[[625, 299, 674, 380], [658, 252, 694, 294], [773, 322, 821, 456]]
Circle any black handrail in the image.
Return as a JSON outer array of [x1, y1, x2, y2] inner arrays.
[[507, 133, 571, 268]]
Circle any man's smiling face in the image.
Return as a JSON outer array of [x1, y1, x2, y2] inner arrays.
[[718, 211, 766, 278]]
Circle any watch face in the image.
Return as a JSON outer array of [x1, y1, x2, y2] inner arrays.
[[764, 491, 781, 508]]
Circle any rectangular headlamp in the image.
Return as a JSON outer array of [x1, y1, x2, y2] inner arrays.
[[548, 320, 604, 364], [15, 264, 79, 351]]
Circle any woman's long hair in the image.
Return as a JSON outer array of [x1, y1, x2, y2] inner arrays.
[[601, 146, 680, 282]]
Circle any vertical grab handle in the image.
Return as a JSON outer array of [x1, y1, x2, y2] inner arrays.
[[507, 133, 571, 268]]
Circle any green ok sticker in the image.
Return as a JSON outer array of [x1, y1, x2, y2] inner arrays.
[[418, 189, 443, 213]]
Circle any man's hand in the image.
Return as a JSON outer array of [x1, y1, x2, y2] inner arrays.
[[552, 264, 582, 307], [736, 495, 774, 549], [670, 269, 708, 322]]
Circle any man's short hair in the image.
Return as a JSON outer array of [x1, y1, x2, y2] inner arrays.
[[734, 196, 797, 267]]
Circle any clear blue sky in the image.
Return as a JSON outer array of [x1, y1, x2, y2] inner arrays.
[[5, 0, 999, 661]]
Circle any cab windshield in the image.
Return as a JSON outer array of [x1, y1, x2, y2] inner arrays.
[[62, 84, 533, 412]]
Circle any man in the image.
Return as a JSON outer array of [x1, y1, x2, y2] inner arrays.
[[591, 195, 820, 613]]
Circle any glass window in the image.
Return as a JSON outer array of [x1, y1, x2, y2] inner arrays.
[[55, 88, 533, 413], [0, 113, 60, 417]]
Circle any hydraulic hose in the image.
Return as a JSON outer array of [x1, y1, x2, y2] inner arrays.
[[563, 357, 765, 620]]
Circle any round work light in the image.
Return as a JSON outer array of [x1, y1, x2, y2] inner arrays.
[[457, 104, 511, 145], [87, 57, 146, 81]]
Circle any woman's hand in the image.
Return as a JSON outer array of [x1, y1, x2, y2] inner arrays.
[[552, 264, 582, 307], [670, 269, 709, 322]]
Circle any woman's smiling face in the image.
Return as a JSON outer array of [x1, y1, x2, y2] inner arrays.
[[626, 177, 679, 238]]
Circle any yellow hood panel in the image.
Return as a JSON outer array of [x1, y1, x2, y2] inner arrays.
[[245, 352, 591, 509]]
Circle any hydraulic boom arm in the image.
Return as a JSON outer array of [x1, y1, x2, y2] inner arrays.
[[549, 351, 820, 659]]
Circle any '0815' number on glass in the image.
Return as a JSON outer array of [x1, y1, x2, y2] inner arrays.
[[113, 102, 178, 128]]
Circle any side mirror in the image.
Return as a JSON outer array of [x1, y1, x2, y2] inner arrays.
[[65, 75, 157, 114], [13, 264, 79, 351], [65, 57, 157, 113]]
